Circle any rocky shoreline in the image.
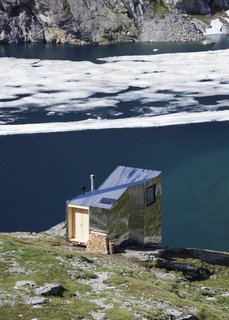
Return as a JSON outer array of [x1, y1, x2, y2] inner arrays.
[[0, 0, 229, 45]]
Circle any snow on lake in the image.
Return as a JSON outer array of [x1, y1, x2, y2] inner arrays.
[[0, 49, 229, 134]]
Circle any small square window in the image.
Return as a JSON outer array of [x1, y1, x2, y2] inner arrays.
[[146, 185, 155, 206]]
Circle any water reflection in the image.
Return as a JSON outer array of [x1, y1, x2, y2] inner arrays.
[[0, 34, 229, 62]]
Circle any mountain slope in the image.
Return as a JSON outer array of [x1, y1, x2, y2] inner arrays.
[[0, 232, 228, 319], [0, 0, 229, 44]]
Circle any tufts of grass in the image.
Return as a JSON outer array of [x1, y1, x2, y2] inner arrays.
[[1, 233, 229, 320], [105, 305, 133, 320], [150, 0, 169, 18], [0, 298, 98, 320], [189, 14, 211, 23]]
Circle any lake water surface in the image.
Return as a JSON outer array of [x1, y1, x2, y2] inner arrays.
[[0, 38, 229, 252]]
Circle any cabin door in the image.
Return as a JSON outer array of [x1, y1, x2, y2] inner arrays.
[[74, 212, 89, 243]]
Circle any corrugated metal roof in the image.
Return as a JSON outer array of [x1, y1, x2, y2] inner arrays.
[[68, 166, 161, 209]]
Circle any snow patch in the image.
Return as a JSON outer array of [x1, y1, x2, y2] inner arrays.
[[204, 19, 223, 35], [0, 110, 228, 136]]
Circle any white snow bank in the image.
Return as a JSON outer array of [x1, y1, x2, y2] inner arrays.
[[204, 19, 223, 35], [0, 110, 228, 136]]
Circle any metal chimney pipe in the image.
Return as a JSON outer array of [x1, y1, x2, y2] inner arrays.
[[81, 186, 86, 195], [90, 174, 95, 191]]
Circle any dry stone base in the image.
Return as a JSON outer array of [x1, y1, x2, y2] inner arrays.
[[87, 232, 109, 254]]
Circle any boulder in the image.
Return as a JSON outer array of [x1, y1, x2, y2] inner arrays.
[[25, 297, 48, 305], [14, 280, 37, 290], [154, 258, 212, 281], [44, 221, 66, 237], [34, 283, 65, 296]]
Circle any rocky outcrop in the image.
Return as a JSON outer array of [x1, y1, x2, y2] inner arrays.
[[0, 0, 229, 44], [164, 0, 229, 14], [154, 258, 212, 281], [0, 1, 44, 43], [34, 283, 65, 296], [0, 0, 148, 44], [43, 221, 66, 237]]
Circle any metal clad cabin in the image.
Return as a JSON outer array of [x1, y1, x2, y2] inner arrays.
[[67, 166, 162, 254]]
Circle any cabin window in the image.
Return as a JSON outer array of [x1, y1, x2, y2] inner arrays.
[[146, 185, 155, 206]]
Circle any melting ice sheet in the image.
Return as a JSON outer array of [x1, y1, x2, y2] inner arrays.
[[0, 49, 229, 135]]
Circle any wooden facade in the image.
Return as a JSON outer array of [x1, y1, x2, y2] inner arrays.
[[67, 205, 89, 243]]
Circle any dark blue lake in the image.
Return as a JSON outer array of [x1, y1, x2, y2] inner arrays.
[[1, 34, 229, 61], [0, 38, 229, 252], [0, 122, 229, 251]]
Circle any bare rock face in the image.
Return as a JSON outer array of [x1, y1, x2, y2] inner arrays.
[[0, 0, 148, 44], [0, 2, 44, 43], [44, 221, 66, 237], [0, 0, 229, 44], [164, 0, 229, 14]]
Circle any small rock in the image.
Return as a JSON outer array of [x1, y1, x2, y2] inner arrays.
[[200, 286, 215, 297], [90, 311, 105, 320], [168, 309, 183, 318], [205, 297, 216, 301], [152, 270, 176, 280], [73, 290, 81, 298], [31, 305, 43, 309], [14, 280, 37, 290], [34, 283, 65, 296], [180, 316, 197, 320], [0, 299, 16, 307], [25, 297, 47, 305]]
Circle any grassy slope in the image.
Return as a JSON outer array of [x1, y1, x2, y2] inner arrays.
[[0, 233, 228, 320]]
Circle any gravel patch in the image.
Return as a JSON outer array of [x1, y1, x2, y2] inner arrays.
[[79, 272, 112, 291], [138, 13, 203, 42], [90, 311, 105, 320]]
